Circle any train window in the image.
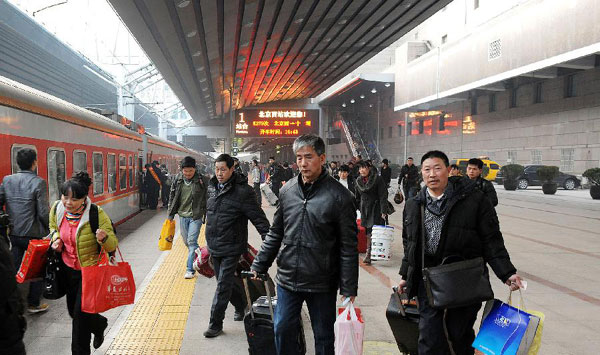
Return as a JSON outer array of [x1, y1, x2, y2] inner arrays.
[[47, 149, 66, 204], [129, 155, 134, 188], [73, 150, 87, 174], [119, 154, 127, 190], [93, 153, 104, 195], [11, 144, 38, 174], [107, 153, 117, 193]]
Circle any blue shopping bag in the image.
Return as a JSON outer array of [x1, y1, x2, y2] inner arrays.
[[472, 299, 532, 355]]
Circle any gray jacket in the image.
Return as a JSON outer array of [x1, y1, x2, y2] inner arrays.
[[0, 171, 50, 238]]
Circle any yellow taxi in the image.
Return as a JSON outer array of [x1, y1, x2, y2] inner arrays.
[[452, 157, 501, 181]]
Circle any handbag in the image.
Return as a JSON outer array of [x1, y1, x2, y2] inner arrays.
[[158, 219, 175, 251], [81, 247, 135, 313], [394, 190, 404, 204], [420, 206, 493, 309], [43, 249, 67, 299], [16, 239, 50, 283]]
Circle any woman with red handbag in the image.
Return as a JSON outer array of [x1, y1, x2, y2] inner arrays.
[[49, 172, 117, 354]]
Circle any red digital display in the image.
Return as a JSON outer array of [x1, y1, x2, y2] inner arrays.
[[234, 109, 319, 138]]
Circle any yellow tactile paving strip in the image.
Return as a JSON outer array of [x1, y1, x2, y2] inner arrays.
[[107, 230, 206, 355]]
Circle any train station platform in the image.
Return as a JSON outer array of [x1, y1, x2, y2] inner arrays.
[[21, 182, 600, 354]]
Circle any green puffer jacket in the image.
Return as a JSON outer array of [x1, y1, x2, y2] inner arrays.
[[49, 199, 117, 267]]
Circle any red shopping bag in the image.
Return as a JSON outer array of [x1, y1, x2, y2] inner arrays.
[[16, 239, 50, 283], [81, 248, 135, 313]]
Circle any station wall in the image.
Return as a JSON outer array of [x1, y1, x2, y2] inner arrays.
[[376, 67, 600, 175]]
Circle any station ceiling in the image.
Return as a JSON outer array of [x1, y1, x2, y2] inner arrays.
[[109, 0, 451, 125]]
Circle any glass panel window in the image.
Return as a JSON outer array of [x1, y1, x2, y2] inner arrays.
[[560, 148, 575, 172], [93, 153, 104, 195], [108, 154, 117, 193], [531, 150, 542, 165], [129, 155, 134, 188], [119, 154, 127, 190], [47, 149, 66, 203], [11, 144, 37, 174], [507, 151, 518, 164], [73, 151, 87, 174]]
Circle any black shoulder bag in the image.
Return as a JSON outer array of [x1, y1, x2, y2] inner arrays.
[[420, 206, 493, 309]]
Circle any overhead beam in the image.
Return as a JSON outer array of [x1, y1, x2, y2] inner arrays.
[[555, 56, 596, 70], [520, 67, 558, 79]]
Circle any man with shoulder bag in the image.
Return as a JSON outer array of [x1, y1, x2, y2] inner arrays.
[[396, 150, 523, 355]]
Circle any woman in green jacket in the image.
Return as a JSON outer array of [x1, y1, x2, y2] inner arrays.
[[50, 172, 117, 354]]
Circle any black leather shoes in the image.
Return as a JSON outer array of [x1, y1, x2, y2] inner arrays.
[[93, 318, 108, 349], [203, 328, 223, 338], [234, 311, 244, 321]]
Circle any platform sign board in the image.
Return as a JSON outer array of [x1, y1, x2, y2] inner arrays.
[[234, 109, 319, 138]]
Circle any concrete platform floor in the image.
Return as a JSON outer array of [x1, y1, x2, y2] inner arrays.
[[20, 182, 600, 354]]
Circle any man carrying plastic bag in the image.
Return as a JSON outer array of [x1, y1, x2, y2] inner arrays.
[[335, 301, 365, 355]]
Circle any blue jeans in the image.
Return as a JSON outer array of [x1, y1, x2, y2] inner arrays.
[[179, 216, 202, 273], [274, 285, 337, 355]]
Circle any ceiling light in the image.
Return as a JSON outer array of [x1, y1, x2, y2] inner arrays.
[[350, 99, 355, 104], [360, 94, 365, 99], [177, 1, 190, 8], [199, 78, 206, 82], [325, 37, 332, 42], [245, 22, 254, 27], [369, 104, 373, 108], [342, 103, 346, 107], [196, 66, 204, 71], [284, 37, 292, 42], [202, 87, 208, 91], [186, 30, 197, 38], [371, 88, 377, 94], [294, 18, 304, 24], [192, 51, 201, 57], [338, 19, 347, 25], [379, 25, 385, 30], [385, 82, 391, 87], [359, 41, 366, 46]]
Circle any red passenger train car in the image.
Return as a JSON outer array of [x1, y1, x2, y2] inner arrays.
[[0, 75, 208, 224]]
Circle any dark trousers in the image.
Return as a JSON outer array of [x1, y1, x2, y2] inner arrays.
[[253, 182, 262, 206], [403, 185, 418, 200], [274, 285, 337, 355], [147, 186, 160, 209], [417, 282, 481, 355], [161, 184, 170, 207], [65, 267, 107, 355], [209, 255, 246, 330], [10, 236, 44, 307], [271, 180, 281, 198]]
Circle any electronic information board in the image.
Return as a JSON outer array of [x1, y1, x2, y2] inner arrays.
[[234, 109, 319, 138]]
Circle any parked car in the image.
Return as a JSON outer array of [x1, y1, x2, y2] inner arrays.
[[452, 158, 501, 181], [495, 164, 580, 190]]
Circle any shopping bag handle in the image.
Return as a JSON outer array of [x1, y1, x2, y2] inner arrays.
[[96, 246, 124, 265]]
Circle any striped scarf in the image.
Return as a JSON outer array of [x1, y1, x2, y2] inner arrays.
[[65, 202, 86, 226]]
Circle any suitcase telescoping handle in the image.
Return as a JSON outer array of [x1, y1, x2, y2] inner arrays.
[[240, 271, 275, 320]]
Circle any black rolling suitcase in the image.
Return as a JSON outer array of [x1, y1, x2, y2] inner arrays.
[[386, 287, 419, 355], [241, 272, 306, 355]]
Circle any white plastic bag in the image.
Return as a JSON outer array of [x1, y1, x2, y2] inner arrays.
[[334, 302, 365, 355]]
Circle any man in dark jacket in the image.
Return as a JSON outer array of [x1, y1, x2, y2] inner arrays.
[[355, 161, 391, 264], [168, 156, 209, 279], [0, 148, 50, 313], [204, 154, 270, 338], [145, 160, 166, 209], [267, 156, 283, 197], [398, 157, 420, 199], [380, 159, 392, 187], [251, 135, 358, 355], [467, 158, 498, 207], [397, 150, 523, 354], [0, 218, 26, 355], [160, 164, 171, 208]]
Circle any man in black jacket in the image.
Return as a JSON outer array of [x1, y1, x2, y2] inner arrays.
[[251, 135, 358, 355], [145, 161, 166, 209], [380, 159, 392, 188], [467, 158, 498, 207], [397, 151, 522, 354], [204, 154, 270, 338], [267, 156, 283, 197], [398, 157, 420, 199]]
